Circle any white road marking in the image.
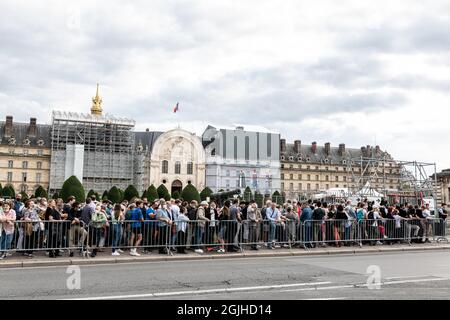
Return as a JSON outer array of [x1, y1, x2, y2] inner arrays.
[[62, 281, 332, 300], [279, 277, 450, 292], [304, 297, 347, 300]]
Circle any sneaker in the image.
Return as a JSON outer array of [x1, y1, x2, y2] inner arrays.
[[130, 250, 141, 257], [117, 249, 124, 253], [376, 241, 383, 245], [5, 253, 12, 257], [112, 251, 120, 256], [383, 235, 388, 239], [194, 249, 204, 254], [217, 248, 225, 253]]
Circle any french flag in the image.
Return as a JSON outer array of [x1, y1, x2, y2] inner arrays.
[[173, 102, 179, 113]]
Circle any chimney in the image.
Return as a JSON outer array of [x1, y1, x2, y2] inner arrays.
[[4, 116, 13, 137], [28, 118, 37, 136], [338, 144, 346, 156], [280, 139, 286, 153], [146, 128, 149, 132], [361, 146, 366, 157], [375, 145, 380, 154], [311, 142, 317, 154], [294, 140, 301, 153], [324, 142, 331, 156]]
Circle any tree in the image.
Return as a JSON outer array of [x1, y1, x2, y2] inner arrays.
[[87, 189, 96, 198], [102, 190, 108, 201], [124, 185, 139, 201], [172, 190, 181, 200], [272, 191, 284, 205], [157, 184, 171, 201], [60, 176, 85, 203], [94, 192, 100, 201], [107, 186, 122, 204], [180, 184, 201, 203], [0, 183, 2, 196], [147, 185, 159, 202], [118, 189, 124, 202], [1, 185, 15, 198], [254, 190, 264, 208], [243, 186, 253, 202], [141, 189, 149, 200], [218, 189, 224, 192], [200, 187, 213, 201], [35, 185, 48, 199], [52, 192, 59, 200], [20, 191, 29, 202]]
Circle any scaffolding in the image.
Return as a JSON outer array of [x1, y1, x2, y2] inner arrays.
[[49, 111, 136, 195], [346, 156, 438, 211]]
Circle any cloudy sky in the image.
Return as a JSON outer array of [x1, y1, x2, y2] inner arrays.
[[1, 0, 449, 172]]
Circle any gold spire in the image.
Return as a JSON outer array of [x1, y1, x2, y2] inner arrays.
[[91, 83, 103, 116]]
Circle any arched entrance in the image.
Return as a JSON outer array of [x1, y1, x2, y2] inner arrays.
[[171, 180, 183, 195]]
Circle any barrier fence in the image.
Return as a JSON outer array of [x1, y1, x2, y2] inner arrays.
[[1, 218, 447, 257]]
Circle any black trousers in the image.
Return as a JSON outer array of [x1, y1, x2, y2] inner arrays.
[[177, 230, 187, 253], [158, 226, 169, 253]]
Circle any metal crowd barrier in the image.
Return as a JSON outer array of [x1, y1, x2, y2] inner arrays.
[[2, 217, 447, 258]]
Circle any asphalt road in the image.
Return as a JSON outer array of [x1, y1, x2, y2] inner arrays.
[[1, 251, 450, 300]]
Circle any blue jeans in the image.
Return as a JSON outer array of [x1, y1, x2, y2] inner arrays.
[[194, 225, 204, 248], [268, 222, 276, 247], [304, 223, 312, 245], [112, 224, 122, 252], [1, 231, 14, 252]]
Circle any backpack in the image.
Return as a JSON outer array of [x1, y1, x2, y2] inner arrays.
[[312, 208, 325, 220], [368, 211, 374, 220]]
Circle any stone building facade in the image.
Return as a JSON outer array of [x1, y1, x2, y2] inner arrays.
[[433, 169, 450, 204], [0, 116, 51, 196], [134, 128, 206, 195], [280, 139, 402, 200]]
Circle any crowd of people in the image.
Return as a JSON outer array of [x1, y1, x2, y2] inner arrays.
[[0, 193, 448, 260]]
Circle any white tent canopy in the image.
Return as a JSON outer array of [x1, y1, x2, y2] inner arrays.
[[357, 182, 384, 197]]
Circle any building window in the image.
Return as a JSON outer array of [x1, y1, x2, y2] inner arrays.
[[307, 183, 311, 190], [245, 136, 250, 161], [315, 166, 319, 170], [226, 179, 230, 188], [298, 183, 302, 190], [7, 172, 13, 182], [175, 161, 181, 174], [335, 167, 339, 171], [37, 150, 43, 156], [234, 136, 238, 160], [37, 162, 42, 170], [267, 134, 272, 157], [316, 184, 319, 190], [325, 175, 329, 181], [226, 170, 230, 177], [299, 174, 302, 180], [307, 174, 310, 181], [281, 173, 285, 180], [187, 162, 193, 175], [343, 176, 347, 182], [326, 184, 329, 189], [22, 161, 28, 169], [315, 175, 319, 181], [290, 174, 294, 180], [335, 184, 339, 188], [8, 160, 13, 168], [162, 160, 168, 174], [20, 185, 27, 193], [211, 148, 216, 156], [36, 173, 42, 184], [335, 176, 339, 182], [290, 183, 293, 190], [307, 166, 310, 170], [281, 182, 284, 190], [22, 172, 27, 182]]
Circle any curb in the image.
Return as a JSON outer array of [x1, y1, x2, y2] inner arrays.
[[1, 245, 450, 268]]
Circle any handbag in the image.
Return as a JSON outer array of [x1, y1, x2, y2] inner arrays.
[[24, 222, 34, 236]]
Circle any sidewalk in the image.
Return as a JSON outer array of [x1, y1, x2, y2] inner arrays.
[[2, 242, 450, 268]]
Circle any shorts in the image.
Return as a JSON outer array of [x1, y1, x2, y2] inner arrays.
[[131, 227, 142, 235]]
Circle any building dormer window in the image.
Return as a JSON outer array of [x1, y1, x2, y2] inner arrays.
[[281, 155, 285, 161], [8, 136, 16, 146], [289, 156, 294, 161], [37, 138, 45, 147], [23, 137, 31, 146]]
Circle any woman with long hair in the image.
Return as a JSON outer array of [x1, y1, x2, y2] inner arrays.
[[111, 204, 124, 256], [45, 199, 62, 258], [22, 200, 40, 258]]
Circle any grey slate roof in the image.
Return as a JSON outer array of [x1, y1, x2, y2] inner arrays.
[[281, 143, 394, 164], [0, 121, 51, 148], [133, 131, 163, 153]]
